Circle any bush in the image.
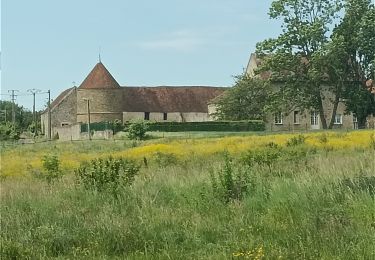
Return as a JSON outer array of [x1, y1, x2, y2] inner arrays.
[[137, 120, 265, 132], [0, 123, 20, 141], [241, 148, 281, 171], [210, 153, 253, 203], [286, 134, 306, 146], [75, 157, 140, 192], [41, 154, 61, 184], [127, 121, 149, 140]]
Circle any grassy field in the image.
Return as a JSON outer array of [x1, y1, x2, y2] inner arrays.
[[1, 130, 374, 259]]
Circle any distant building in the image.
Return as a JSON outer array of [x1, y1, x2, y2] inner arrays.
[[40, 62, 226, 136], [245, 53, 368, 130]]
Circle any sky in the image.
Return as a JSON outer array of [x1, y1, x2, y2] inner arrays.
[[1, 0, 281, 110]]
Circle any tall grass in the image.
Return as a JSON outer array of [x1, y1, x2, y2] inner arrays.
[[1, 142, 374, 259]]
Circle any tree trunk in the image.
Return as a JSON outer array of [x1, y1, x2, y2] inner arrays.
[[317, 93, 328, 129], [328, 94, 340, 129]]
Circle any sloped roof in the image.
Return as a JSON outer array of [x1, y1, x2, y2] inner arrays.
[[79, 62, 120, 89], [122, 86, 226, 113], [41, 87, 75, 114]]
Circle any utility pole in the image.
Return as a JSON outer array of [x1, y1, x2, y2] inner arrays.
[[83, 98, 91, 140], [27, 88, 41, 134], [48, 90, 52, 140], [8, 90, 19, 125]]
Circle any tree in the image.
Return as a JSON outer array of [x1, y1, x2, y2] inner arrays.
[[0, 100, 35, 131], [213, 76, 272, 120], [329, 0, 375, 127], [256, 0, 345, 129]]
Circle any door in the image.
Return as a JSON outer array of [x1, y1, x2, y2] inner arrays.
[[311, 111, 320, 130]]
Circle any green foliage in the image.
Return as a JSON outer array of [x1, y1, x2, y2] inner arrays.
[[153, 152, 178, 168], [145, 120, 265, 132], [75, 157, 140, 192], [0, 122, 20, 141], [0, 100, 35, 131], [210, 153, 253, 203], [112, 119, 123, 133], [1, 147, 374, 259], [255, 0, 375, 129], [127, 120, 149, 140], [286, 134, 306, 146], [41, 154, 61, 184], [213, 76, 272, 120], [339, 175, 375, 196], [241, 148, 282, 170]]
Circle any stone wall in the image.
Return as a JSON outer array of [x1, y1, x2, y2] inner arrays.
[[77, 89, 123, 123], [265, 109, 355, 131], [123, 111, 211, 122], [53, 124, 81, 141], [41, 88, 77, 135]]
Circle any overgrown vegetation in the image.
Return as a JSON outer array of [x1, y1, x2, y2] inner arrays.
[[126, 120, 149, 140], [75, 156, 140, 192], [1, 136, 374, 259]]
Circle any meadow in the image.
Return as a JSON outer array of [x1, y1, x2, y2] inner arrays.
[[1, 130, 374, 259]]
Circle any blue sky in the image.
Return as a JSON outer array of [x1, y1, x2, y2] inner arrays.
[[1, 0, 280, 110]]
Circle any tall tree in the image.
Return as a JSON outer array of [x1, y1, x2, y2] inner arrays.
[[256, 0, 345, 129], [332, 0, 375, 127], [214, 76, 272, 120]]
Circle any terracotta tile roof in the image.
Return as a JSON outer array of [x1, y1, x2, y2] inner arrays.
[[79, 62, 120, 89], [122, 86, 226, 113]]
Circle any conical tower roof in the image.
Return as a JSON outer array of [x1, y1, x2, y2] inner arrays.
[[79, 62, 120, 89]]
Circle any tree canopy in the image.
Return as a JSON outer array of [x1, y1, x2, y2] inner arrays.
[[213, 76, 272, 121], [255, 0, 375, 128]]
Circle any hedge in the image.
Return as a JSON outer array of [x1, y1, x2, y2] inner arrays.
[[135, 120, 265, 132], [81, 120, 265, 133]]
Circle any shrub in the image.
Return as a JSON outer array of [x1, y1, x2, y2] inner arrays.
[[0, 122, 20, 141], [127, 121, 148, 140], [210, 152, 253, 203], [75, 156, 140, 192], [153, 152, 178, 168], [241, 148, 281, 171], [286, 134, 306, 146], [140, 120, 265, 132], [41, 154, 61, 183]]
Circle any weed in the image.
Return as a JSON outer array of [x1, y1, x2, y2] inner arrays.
[[153, 152, 178, 168], [286, 134, 306, 146], [210, 152, 253, 203], [75, 156, 140, 193], [38, 154, 62, 184]]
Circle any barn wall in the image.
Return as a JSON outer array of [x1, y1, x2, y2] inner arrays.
[[77, 89, 123, 123]]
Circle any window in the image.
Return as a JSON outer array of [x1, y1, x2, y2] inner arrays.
[[353, 114, 358, 129], [311, 111, 319, 126], [274, 112, 283, 124], [334, 114, 343, 124], [144, 112, 150, 120], [163, 113, 168, 121], [61, 122, 70, 127], [293, 111, 300, 124]]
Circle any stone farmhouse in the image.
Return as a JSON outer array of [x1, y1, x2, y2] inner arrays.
[[245, 53, 370, 131], [40, 62, 226, 137]]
